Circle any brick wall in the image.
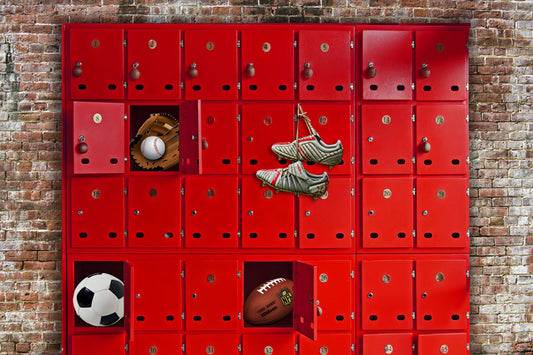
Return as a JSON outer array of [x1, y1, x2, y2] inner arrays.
[[0, 0, 531, 354]]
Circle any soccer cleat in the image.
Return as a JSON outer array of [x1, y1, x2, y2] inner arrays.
[[271, 104, 344, 167], [256, 161, 329, 198]]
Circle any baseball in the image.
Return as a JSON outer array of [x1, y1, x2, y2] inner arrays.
[[140, 136, 166, 160]]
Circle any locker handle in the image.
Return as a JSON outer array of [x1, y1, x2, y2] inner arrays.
[[189, 62, 198, 78], [130, 62, 140, 80], [201, 138, 208, 150], [421, 63, 430, 78], [422, 137, 431, 152], [246, 62, 255, 77], [303, 62, 313, 79], [77, 142, 88, 154], [72, 62, 82, 77], [366, 62, 376, 78]]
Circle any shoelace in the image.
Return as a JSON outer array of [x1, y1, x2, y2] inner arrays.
[[295, 104, 321, 160]]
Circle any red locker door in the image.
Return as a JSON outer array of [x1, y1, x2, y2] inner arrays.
[[69, 28, 124, 100], [361, 260, 413, 330], [299, 178, 354, 249], [70, 334, 126, 355], [294, 261, 317, 340], [299, 333, 353, 354], [71, 177, 125, 248], [362, 30, 413, 100], [73, 102, 125, 174], [184, 177, 239, 248], [416, 178, 469, 249], [179, 100, 200, 174], [418, 333, 469, 355], [362, 333, 413, 355], [127, 29, 181, 100], [415, 30, 469, 101], [130, 334, 182, 355], [132, 259, 181, 331], [242, 334, 296, 355], [242, 103, 294, 174], [184, 29, 238, 100], [185, 260, 239, 331], [362, 178, 414, 249], [297, 104, 353, 176], [128, 177, 181, 248], [416, 260, 469, 330], [299, 30, 353, 100], [416, 104, 469, 175], [311, 260, 353, 330], [186, 334, 240, 355], [241, 29, 295, 100], [361, 104, 413, 174], [242, 177, 295, 249]]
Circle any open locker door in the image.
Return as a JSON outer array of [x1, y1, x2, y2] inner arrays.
[[294, 261, 317, 340], [179, 100, 201, 174], [123, 260, 134, 343]]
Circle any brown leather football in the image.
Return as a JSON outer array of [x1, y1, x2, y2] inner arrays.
[[244, 278, 294, 325]]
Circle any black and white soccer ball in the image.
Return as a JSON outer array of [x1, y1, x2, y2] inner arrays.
[[73, 273, 124, 327]]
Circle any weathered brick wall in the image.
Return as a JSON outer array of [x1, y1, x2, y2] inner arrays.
[[0, 0, 531, 354]]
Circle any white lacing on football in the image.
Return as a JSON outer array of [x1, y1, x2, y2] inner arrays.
[[257, 278, 286, 294]]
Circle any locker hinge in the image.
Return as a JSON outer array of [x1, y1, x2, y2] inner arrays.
[[467, 230, 471, 238], [351, 188, 354, 196], [124, 114, 128, 121], [124, 81, 127, 89], [181, 187, 185, 196], [466, 188, 470, 196], [180, 82, 184, 90], [123, 39, 127, 47], [411, 40, 415, 48], [350, 83, 354, 91], [238, 156, 241, 164], [237, 40, 241, 48], [412, 156, 416, 164], [412, 188, 416, 195], [350, 41, 354, 49], [466, 311, 470, 319], [294, 82, 297, 90], [350, 114, 354, 122], [180, 39, 184, 48], [181, 270, 185, 278], [413, 230, 416, 238], [466, 83, 469, 91], [124, 157, 128, 163], [238, 230, 241, 238], [351, 157, 355, 165], [294, 230, 298, 238], [412, 311, 416, 319], [294, 40, 297, 48], [294, 114, 298, 122], [351, 230, 354, 238], [466, 270, 470, 278], [182, 343, 185, 351], [412, 344, 416, 351], [181, 230, 184, 238], [351, 344, 355, 352], [125, 343, 129, 351], [295, 344, 298, 352], [238, 344, 242, 351], [238, 270, 241, 278], [124, 187, 128, 195], [467, 343, 470, 351], [411, 83, 415, 90], [124, 230, 128, 238], [351, 270, 355, 279], [237, 114, 241, 122], [238, 82, 241, 90], [412, 270, 416, 278], [238, 312, 242, 319], [411, 114, 415, 122], [467, 156, 470, 164], [466, 114, 469, 122], [238, 187, 241, 196], [181, 312, 185, 319]]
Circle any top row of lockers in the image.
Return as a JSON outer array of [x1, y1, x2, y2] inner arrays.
[[65, 26, 469, 102]]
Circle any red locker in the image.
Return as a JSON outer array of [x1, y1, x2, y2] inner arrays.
[[362, 333, 413, 355], [127, 29, 181, 100], [186, 334, 240, 355], [130, 334, 182, 355], [241, 29, 295, 100], [70, 334, 126, 355], [418, 333, 469, 355], [242, 334, 296, 354], [299, 333, 354, 354]]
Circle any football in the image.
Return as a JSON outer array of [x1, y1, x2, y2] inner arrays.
[[244, 278, 294, 325], [73, 273, 124, 327]]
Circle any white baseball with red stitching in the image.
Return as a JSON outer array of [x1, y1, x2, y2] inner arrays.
[[140, 136, 166, 160]]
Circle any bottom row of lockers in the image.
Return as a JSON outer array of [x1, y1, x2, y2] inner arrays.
[[70, 332, 470, 355], [67, 255, 468, 335]]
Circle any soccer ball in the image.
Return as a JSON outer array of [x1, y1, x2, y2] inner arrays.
[[73, 273, 124, 327]]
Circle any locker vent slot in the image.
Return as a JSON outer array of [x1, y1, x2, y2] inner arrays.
[[306, 85, 315, 91], [222, 315, 231, 321], [249, 85, 258, 91], [451, 85, 459, 91], [166, 315, 175, 321], [279, 233, 287, 239], [451, 314, 460, 320], [370, 233, 378, 239], [78, 84, 87, 90], [424, 159, 432, 165], [424, 233, 432, 238], [193, 233, 201, 239], [193, 316, 202, 321], [135, 84, 144, 90], [397, 85, 405, 91], [109, 233, 117, 238], [250, 233, 258, 239], [222, 159, 231, 165], [81, 158, 90, 164], [193, 85, 201, 91], [397, 315, 406, 320], [423, 315, 432, 320], [79, 232, 88, 238], [222, 85, 231, 91], [222, 233, 231, 239], [336, 315, 344, 321], [110, 158, 118, 164], [278, 159, 287, 164], [136, 232, 144, 238], [165, 84, 174, 90], [423, 85, 431, 91], [452, 233, 460, 238], [370, 159, 378, 165], [306, 233, 315, 239], [108, 84, 117, 90], [370, 84, 378, 91], [369, 315, 378, 321], [279, 85, 287, 91], [397, 159, 406, 165], [250, 159, 258, 165], [452, 159, 460, 165], [336, 233, 344, 239], [397, 233, 406, 239], [165, 232, 174, 239], [137, 316, 145, 321], [335, 85, 344, 91]]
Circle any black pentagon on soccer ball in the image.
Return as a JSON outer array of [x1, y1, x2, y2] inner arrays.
[[76, 287, 94, 308], [100, 313, 120, 326], [109, 279, 124, 299]]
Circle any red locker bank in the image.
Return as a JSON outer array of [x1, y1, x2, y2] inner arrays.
[[62, 23, 470, 354]]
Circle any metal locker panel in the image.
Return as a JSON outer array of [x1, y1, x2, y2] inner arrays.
[[199, 102, 239, 174], [186, 334, 240, 355], [299, 178, 354, 249], [185, 260, 239, 331], [242, 103, 294, 174], [311, 260, 352, 330], [70, 334, 126, 355], [299, 30, 353, 101], [297, 104, 353, 176], [299, 333, 353, 354], [361, 260, 413, 330], [184, 177, 239, 248], [362, 333, 413, 355], [416, 259, 469, 330], [130, 334, 182, 355], [362, 178, 414, 249], [418, 333, 468, 355], [294, 261, 317, 340], [416, 178, 469, 249], [128, 177, 181, 248], [361, 104, 413, 174], [73, 102, 125, 174], [131, 259, 181, 331], [69, 28, 124, 100], [241, 177, 295, 249], [415, 30, 469, 101], [127, 29, 181, 100], [242, 334, 296, 355], [184, 29, 238, 100], [179, 100, 201, 174], [241, 29, 295, 100], [362, 30, 413, 100], [416, 104, 469, 175], [71, 177, 125, 248]]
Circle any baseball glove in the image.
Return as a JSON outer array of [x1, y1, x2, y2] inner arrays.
[[130, 113, 179, 171]]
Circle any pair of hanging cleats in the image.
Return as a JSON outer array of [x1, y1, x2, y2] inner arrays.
[[256, 161, 329, 200]]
